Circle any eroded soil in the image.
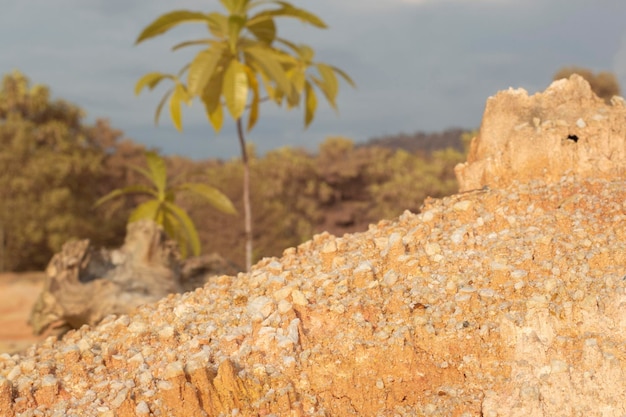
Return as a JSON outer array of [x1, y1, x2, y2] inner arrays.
[[0, 272, 48, 354]]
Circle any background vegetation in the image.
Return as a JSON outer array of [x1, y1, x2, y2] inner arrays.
[[0, 71, 467, 272], [1, 65, 619, 271], [181, 136, 466, 266], [0, 71, 144, 271]]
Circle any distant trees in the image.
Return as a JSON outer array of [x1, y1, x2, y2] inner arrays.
[[0, 71, 134, 271], [191, 136, 468, 266], [134, 0, 354, 270], [364, 128, 467, 154], [0, 71, 469, 272], [553, 66, 621, 103], [367, 147, 464, 221]]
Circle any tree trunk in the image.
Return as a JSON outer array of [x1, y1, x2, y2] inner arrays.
[[0, 223, 4, 272], [237, 118, 253, 271], [29, 220, 182, 336]]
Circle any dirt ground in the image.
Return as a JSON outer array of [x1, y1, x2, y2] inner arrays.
[[0, 272, 50, 354]]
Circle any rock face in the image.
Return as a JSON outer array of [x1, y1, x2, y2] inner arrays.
[[1, 81, 626, 416], [455, 74, 626, 191]]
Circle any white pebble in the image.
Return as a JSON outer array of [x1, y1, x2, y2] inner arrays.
[[135, 401, 150, 415], [247, 296, 275, 321], [291, 290, 308, 306], [422, 211, 434, 222], [453, 200, 472, 211], [424, 243, 441, 256], [510, 269, 528, 279], [277, 299, 293, 314]]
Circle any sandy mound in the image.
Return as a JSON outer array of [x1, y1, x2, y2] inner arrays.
[[1, 77, 625, 417]]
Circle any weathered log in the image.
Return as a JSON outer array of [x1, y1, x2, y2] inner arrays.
[[29, 220, 182, 336]]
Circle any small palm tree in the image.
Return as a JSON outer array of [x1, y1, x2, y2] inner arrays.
[[95, 151, 236, 258]]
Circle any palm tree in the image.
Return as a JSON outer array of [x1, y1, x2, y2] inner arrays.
[[95, 151, 236, 258], [134, 0, 354, 270]]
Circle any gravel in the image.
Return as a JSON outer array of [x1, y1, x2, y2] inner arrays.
[[1, 175, 625, 416]]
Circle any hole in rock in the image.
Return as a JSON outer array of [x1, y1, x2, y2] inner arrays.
[[567, 134, 579, 143]]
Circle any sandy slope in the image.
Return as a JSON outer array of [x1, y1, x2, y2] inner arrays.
[[0, 176, 625, 416], [0, 272, 47, 354]]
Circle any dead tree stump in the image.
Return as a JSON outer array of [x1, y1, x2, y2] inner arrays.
[[29, 220, 182, 336]]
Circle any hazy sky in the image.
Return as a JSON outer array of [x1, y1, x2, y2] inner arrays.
[[1, 0, 625, 159]]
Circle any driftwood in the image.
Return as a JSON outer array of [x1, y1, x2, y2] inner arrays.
[[29, 220, 183, 336]]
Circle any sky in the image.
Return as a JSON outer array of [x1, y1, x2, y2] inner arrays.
[[1, 0, 625, 160]]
